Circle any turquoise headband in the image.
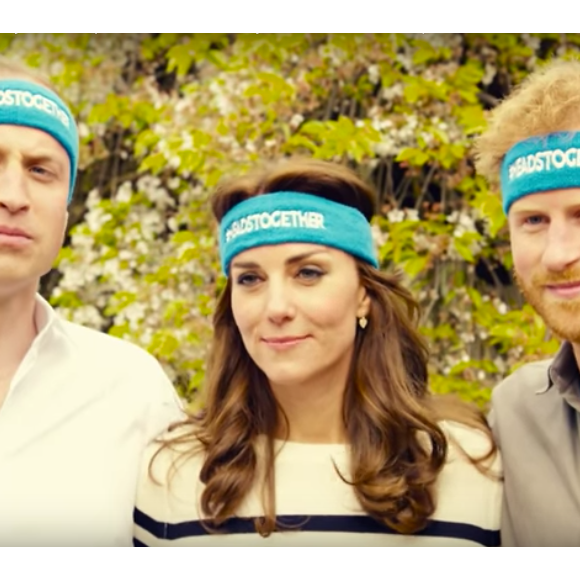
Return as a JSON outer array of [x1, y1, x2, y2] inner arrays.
[[0, 78, 79, 202], [218, 191, 379, 273], [501, 131, 580, 214]]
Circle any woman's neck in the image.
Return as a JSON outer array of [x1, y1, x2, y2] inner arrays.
[[270, 377, 348, 444]]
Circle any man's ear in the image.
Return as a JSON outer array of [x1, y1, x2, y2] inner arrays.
[[61, 211, 69, 242]]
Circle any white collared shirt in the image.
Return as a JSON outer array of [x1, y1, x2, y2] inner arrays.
[[0, 294, 185, 546]]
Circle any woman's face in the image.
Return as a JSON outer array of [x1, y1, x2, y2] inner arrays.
[[230, 242, 370, 393]]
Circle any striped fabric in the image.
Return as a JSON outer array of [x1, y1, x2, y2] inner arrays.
[[134, 421, 501, 547]]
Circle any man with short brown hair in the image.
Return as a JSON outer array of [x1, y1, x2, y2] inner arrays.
[[0, 58, 183, 546]]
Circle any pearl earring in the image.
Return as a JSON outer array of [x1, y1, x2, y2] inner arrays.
[[358, 316, 368, 329]]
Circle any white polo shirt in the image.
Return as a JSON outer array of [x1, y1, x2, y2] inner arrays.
[[0, 294, 185, 547]]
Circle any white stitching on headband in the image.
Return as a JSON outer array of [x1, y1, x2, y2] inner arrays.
[[225, 210, 326, 243], [0, 89, 70, 128], [219, 191, 379, 273], [507, 148, 580, 181], [0, 78, 79, 202], [500, 132, 580, 213]]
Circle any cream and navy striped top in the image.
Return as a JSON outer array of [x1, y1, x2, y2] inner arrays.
[[133, 421, 501, 546]]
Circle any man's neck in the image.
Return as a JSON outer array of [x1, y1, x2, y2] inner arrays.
[[0, 288, 38, 384], [571, 342, 580, 374]]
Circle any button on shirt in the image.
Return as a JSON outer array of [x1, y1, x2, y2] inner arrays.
[[0, 294, 185, 546], [489, 341, 580, 546]]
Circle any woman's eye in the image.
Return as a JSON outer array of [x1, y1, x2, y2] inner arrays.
[[236, 273, 261, 286], [297, 267, 324, 280]]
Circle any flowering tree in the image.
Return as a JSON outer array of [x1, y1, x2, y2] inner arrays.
[[5, 33, 573, 408]]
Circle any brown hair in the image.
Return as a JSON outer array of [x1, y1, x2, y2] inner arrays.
[[155, 157, 497, 535], [475, 58, 580, 186]]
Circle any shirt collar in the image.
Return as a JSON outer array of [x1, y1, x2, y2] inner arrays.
[[32, 293, 59, 349], [540, 341, 580, 403]]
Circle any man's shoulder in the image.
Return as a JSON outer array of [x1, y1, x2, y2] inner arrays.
[[492, 358, 553, 405], [55, 318, 179, 400], [58, 318, 160, 367]]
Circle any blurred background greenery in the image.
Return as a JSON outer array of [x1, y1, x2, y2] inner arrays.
[[4, 33, 572, 409]]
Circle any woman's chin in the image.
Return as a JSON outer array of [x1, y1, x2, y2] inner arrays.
[[263, 365, 312, 388]]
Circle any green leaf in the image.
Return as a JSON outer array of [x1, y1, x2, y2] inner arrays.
[[413, 45, 437, 66], [396, 147, 429, 166], [167, 43, 195, 77], [149, 330, 180, 359], [457, 105, 488, 134], [454, 62, 484, 87], [140, 152, 167, 174], [404, 254, 429, 278], [134, 129, 160, 157], [172, 231, 198, 244], [0, 34, 15, 52], [404, 79, 427, 104], [453, 238, 476, 263], [470, 188, 507, 237], [103, 291, 137, 317], [466, 287, 483, 309], [458, 89, 479, 104]]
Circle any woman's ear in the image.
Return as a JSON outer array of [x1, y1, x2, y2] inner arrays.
[[356, 287, 371, 318]]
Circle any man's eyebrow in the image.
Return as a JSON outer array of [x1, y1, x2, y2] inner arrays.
[[24, 153, 63, 165], [0, 146, 65, 169], [509, 204, 548, 215]]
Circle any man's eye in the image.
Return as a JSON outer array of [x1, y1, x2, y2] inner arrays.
[[524, 215, 546, 226], [30, 166, 51, 176]]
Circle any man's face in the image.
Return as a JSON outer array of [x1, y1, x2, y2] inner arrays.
[[0, 124, 69, 298], [509, 187, 580, 342]]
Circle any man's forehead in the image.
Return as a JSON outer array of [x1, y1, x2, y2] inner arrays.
[[0, 125, 70, 166], [510, 187, 580, 212]]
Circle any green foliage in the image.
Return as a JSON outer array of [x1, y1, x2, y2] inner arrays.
[[7, 33, 572, 411]]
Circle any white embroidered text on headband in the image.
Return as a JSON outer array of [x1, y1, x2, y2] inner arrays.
[[0, 78, 79, 202], [218, 191, 379, 273], [500, 131, 580, 214]]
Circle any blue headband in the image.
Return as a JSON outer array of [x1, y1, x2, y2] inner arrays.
[[500, 131, 580, 214], [218, 191, 379, 273], [0, 78, 79, 202]]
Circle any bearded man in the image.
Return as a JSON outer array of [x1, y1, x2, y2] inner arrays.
[[475, 58, 580, 546]]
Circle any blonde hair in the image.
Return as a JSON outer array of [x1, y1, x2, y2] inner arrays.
[[0, 56, 56, 90], [474, 58, 580, 186]]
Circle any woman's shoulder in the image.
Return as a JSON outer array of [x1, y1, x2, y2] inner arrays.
[[137, 422, 205, 496], [433, 420, 502, 539], [134, 423, 208, 546], [438, 419, 501, 473], [439, 419, 497, 457], [436, 419, 502, 506]]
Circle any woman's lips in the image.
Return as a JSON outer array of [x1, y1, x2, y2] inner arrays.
[[261, 336, 310, 350]]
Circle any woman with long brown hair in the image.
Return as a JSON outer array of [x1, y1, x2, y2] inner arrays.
[[133, 158, 501, 547]]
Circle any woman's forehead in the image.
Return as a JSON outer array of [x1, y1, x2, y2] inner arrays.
[[231, 243, 348, 267]]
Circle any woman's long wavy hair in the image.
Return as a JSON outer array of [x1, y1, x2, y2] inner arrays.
[[154, 158, 497, 536]]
